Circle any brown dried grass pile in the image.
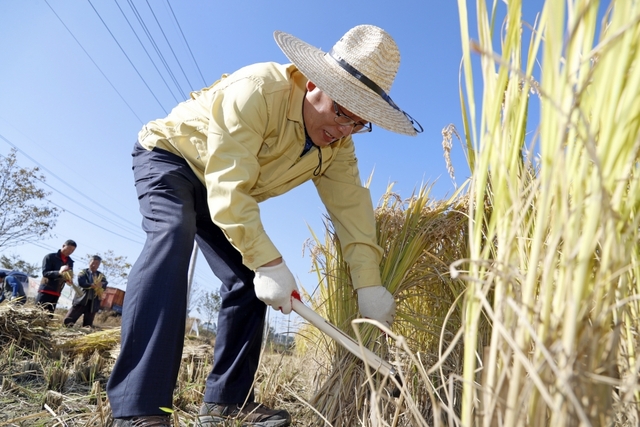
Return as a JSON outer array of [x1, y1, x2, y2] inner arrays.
[[0, 303, 53, 350]]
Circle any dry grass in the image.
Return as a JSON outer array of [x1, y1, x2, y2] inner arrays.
[[455, 0, 640, 425], [0, 304, 52, 351], [0, 301, 328, 426], [0, 303, 120, 426]]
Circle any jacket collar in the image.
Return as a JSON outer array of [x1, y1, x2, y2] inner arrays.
[[57, 249, 69, 263], [285, 65, 307, 126]]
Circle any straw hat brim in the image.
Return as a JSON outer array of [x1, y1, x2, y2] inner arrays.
[[274, 31, 417, 136]]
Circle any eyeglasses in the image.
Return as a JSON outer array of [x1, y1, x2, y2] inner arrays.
[[333, 101, 372, 134]]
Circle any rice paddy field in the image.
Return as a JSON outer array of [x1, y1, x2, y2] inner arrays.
[[1, 0, 639, 425]]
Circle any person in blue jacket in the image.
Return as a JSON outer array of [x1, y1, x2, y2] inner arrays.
[[0, 271, 27, 304], [5, 273, 27, 304]]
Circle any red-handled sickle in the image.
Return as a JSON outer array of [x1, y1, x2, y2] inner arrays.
[[290, 290, 397, 378]]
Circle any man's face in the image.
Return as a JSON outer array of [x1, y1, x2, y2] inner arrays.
[[303, 81, 368, 148], [61, 244, 76, 257], [88, 259, 101, 272]]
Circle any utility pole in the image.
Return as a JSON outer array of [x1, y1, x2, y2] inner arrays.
[[186, 242, 199, 320]]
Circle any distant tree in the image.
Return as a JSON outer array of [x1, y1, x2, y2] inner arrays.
[[0, 253, 40, 277], [197, 289, 221, 328], [83, 250, 131, 288], [0, 149, 58, 249]]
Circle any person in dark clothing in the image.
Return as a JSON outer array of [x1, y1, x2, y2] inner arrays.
[[63, 255, 108, 327], [5, 273, 27, 304], [36, 239, 77, 313], [0, 271, 6, 303]]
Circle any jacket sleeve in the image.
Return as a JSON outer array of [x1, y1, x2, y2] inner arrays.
[[99, 272, 108, 288], [42, 254, 60, 281], [6, 276, 18, 294], [77, 270, 91, 289], [314, 139, 383, 290], [202, 79, 281, 270]]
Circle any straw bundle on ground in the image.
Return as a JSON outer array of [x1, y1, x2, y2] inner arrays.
[[0, 303, 52, 350], [56, 327, 121, 357], [456, 0, 640, 425]]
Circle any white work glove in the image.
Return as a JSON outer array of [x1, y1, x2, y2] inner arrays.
[[357, 286, 396, 327], [254, 261, 298, 314]]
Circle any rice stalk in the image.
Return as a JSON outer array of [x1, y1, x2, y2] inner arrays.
[[302, 184, 472, 426], [43, 389, 65, 410], [56, 328, 121, 357], [45, 355, 69, 393], [173, 348, 210, 411], [456, 0, 640, 425], [71, 351, 104, 385]]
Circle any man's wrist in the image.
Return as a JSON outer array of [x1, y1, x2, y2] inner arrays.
[[260, 257, 283, 268]]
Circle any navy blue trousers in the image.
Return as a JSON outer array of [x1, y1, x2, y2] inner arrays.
[[107, 143, 267, 418]]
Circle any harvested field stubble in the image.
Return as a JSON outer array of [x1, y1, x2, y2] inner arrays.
[[0, 304, 320, 426], [0, 304, 121, 426]]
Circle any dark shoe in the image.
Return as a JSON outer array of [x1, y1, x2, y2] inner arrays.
[[112, 415, 171, 426], [199, 402, 291, 426]]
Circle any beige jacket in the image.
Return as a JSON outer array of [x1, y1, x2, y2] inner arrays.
[[138, 62, 382, 289]]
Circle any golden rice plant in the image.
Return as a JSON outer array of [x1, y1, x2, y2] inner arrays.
[[456, 0, 640, 425], [301, 184, 473, 426]]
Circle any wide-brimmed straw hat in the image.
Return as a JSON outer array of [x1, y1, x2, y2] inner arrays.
[[274, 25, 422, 136]]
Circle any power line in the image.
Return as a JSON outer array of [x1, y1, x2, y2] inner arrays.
[[0, 133, 142, 234], [112, 0, 182, 105], [35, 175, 143, 239], [1, 137, 215, 282], [0, 114, 145, 235], [23, 240, 58, 255], [43, 0, 145, 125], [125, 0, 187, 100], [145, 0, 196, 93], [86, 0, 169, 115], [46, 198, 144, 244], [165, 0, 208, 88], [11, 2, 215, 284]]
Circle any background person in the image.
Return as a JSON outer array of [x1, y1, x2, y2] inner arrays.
[[107, 25, 421, 427], [63, 255, 108, 328], [36, 239, 76, 313], [0, 271, 6, 303], [4, 272, 27, 305]]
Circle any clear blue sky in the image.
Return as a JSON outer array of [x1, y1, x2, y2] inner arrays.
[[0, 0, 543, 329]]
